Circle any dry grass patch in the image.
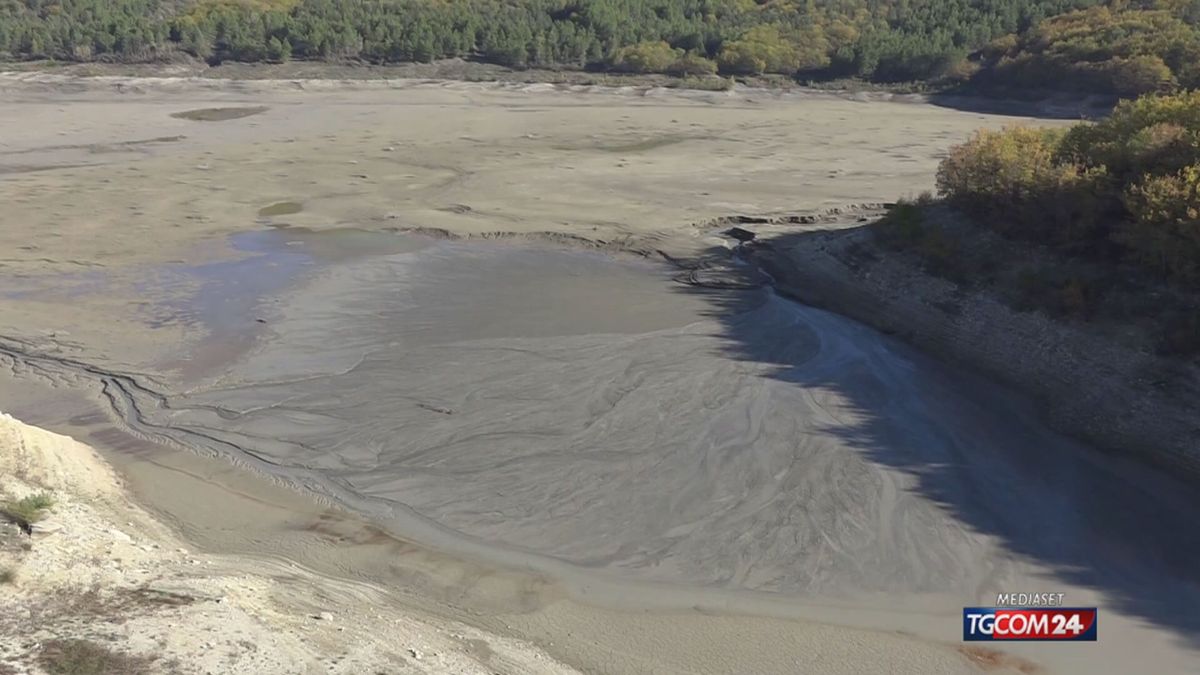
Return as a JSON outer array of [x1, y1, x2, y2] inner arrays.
[[37, 639, 157, 675], [170, 106, 268, 122], [1, 492, 54, 531], [258, 201, 304, 217]]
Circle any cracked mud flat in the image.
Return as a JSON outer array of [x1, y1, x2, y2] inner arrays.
[[2, 75, 1199, 674]]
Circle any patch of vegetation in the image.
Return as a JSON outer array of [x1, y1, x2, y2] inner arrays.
[[258, 200, 303, 216], [873, 196, 972, 285], [918, 89, 1200, 355], [125, 587, 197, 608], [976, 5, 1200, 97], [1008, 263, 1109, 320], [170, 106, 269, 121], [662, 75, 735, 91], [874, 200, 930, 249], [938, 90, 1200, 288], [1, 492, 55, 523], [37, 639, 156, 675], [611, 42, 716, 76], [595, 136, 692, 153], [0, 567, 15, 584]]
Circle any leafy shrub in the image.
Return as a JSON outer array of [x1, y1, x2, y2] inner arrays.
[[1121, 163, 1200, 283], [614, 44, 718, 77], [667, 51, 718, 77], [1109, 55, 1176, 97], [983, 7, 1200, 96], [936, 126, 1111, 244], [914, 227, 967, 283], [874, 202, 968, 283], [938, 90, 1200, 290], [873, 201, 927, 248], [1, 492, 54, 523], [717, 26, 801, 75], [1009, 266, 1103, 318], [1058, 91, 1200, 180], [612, 41, 678, 74]]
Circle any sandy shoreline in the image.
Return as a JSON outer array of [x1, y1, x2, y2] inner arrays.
[[2, 73, 1197, 674], [0, 410, 585, 674]]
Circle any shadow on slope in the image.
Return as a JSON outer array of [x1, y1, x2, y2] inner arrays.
[[924, 83, 1115, 120], [670, 230, 1200, 648]]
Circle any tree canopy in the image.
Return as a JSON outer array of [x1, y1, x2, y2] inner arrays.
[[977, 3, 1200, 95], [0, 0, 1196, 92], [938, 90, 1200, 286]]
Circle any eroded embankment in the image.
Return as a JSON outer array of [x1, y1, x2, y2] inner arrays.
[[0, 411, 580, 675], [740, 225, 1200, 478]]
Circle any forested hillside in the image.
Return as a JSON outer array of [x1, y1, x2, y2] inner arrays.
[[976, 3, 1200, 95], [937, 90, 1200, 288], [879, 90, 1200, 354], [0, 0, 1197, 93]]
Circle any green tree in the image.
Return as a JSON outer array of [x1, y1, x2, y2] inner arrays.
[[717, 25, 799, 75], [667, 50, 718, 76], [612, 41, 679, 73], [1122, 164, 1200, 282], [938, 91, 1200, 286], [937, 126, 1111, 243]]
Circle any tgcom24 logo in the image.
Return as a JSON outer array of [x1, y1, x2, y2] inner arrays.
[[962, 607, 1098, 642]]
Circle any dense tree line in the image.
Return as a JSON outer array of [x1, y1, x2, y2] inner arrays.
[[3, 0, 1198, 91], [0, 0, 1113, 84], [975, 2, 1200, 95], [937, 90, 1200, 287]]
